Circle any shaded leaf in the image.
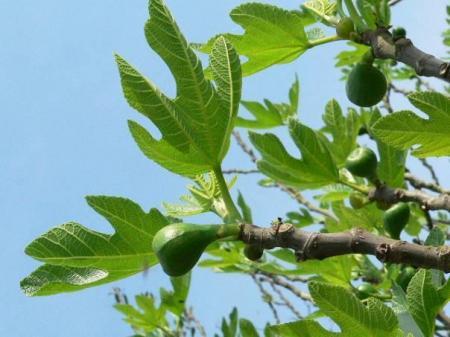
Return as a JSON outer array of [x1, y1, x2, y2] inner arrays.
[[391, 284, 425, 337], [160, 273, 191, 315], [335, 42, 369, 67], [270, 281, 401, 336], [240, 319, 259, 337], [406, 269, 448, 337], [322, 100, 361, 166]]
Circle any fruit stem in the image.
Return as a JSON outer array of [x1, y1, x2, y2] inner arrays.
[[308, 35, 342, 48], [361, 49, 375, 65], [213, 166, 242, 223], [217, 223, 241, 240], [339, 178, 370, 194]]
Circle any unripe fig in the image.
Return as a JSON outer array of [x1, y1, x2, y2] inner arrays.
[[349, 191, 368, 209], [345, 147, 378, 179], [336, 17, 355, 39], [392, 27, 406, 40], [395, 266, 416, 291], [152, 223, 240, 277], [356, 282, 377, 299], [346, 63, 387, 107], [244, 244, 263, 261], [383, 203, 410, 240]]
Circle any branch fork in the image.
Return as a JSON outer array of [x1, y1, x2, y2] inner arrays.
[[362, 27, 450, 82]]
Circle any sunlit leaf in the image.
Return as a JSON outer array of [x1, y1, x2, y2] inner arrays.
[[21, 196, 168, 296], [250, 120, 339, 189], [372, 92, 450, 157], [117, 0, 241, 176]]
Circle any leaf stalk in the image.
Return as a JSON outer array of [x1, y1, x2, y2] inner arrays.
[[213, 166, 242, 223]]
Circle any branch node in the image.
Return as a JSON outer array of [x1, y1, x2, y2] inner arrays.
[[438, 247, 450, 273], [350, 228, 366, 251], [376, 243, 391, 262], [439, 62, 450, 78], [295, 250, 306, 262], [394, 188, 404, 199], [295, 232, 318, 261]]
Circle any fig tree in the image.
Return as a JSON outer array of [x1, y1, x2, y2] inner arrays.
[[346, 63, 387, 107], [152, 223, 240, 276], [383, 203, 410, 239]]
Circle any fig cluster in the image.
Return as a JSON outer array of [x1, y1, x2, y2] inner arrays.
[[345, 148, 410, 239], [336, 17, 388, 107]]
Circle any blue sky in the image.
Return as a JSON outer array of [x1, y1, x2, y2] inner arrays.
[[1, 0, 448, 336]]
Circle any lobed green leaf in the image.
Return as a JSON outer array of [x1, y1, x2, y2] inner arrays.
[[21, 196, 168, 296], [117, 0, 242, 176], [250, 120, 339, 189], [372, 92, 450, 157], [271, 281, 402, 336]]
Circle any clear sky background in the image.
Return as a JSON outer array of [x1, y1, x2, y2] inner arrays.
[[1, 0, 448, 336]]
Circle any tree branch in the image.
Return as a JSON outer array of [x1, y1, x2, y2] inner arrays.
[[232, 131, 258, 163], [239, 223, 450, 272], [419, 158, 441, 186], [262, 277, 304, 319], [362, 28, 450, 82], [405, 172, 450, 195], [276, 184, 338, 221], [184, 307, 207, 337], [223, 168, 259, 175], [251, 273, 281, 323], [368, 184, 450, 212], [257, 273, 312, 302]]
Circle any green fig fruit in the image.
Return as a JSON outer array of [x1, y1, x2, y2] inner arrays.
[[336, 17, 355, 39], [152, 223, 240, 277], [383, 203, 410, 240], [395, 266, 416, 291], [346, 63, 387, 107], [356, 282, 377, 299], [244, 244, 263, 261], [392, 27, 406, 40], [345, 147, 378, 179], [349, 191, 368, 209]]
